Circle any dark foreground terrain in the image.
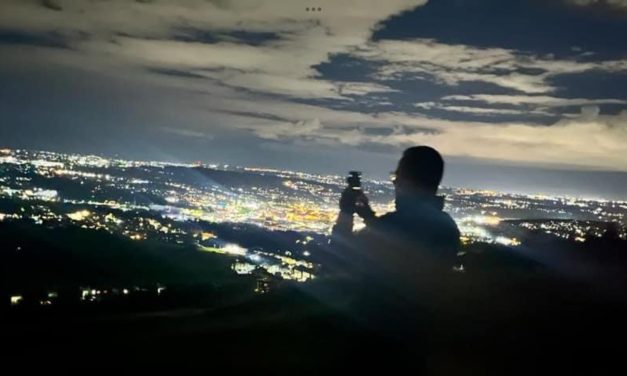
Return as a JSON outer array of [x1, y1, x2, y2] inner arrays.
[[2, 221, 626, 373]]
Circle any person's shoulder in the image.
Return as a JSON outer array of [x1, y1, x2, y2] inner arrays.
[[435, 210, 460, 237], [436, 211, 461, 252], [440, 210, 459, 230]]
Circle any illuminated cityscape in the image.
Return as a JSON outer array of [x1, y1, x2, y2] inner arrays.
[[1, 147, 625, 303], [2, 148, 625, 239], [2, 148, 624, 251]]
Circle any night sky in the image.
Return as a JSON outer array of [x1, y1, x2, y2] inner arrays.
[[1, 0, 627, 199]]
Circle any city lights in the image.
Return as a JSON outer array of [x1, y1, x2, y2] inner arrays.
[[67, 210, 91, 221], [0, 148, 625, 293]]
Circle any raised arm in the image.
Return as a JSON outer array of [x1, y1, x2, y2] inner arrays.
[[331, 188, 377, 246], [331, 187, 358, 243]]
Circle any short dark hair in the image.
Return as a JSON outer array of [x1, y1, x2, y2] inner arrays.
[[396, 146, 444, 193]]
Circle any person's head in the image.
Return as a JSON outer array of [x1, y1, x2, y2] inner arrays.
[[393, 146, 444, 197]]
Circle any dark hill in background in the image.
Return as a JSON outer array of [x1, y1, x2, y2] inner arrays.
[[0, 221, 238, 292]]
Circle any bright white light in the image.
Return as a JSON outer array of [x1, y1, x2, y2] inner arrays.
[[31, 160, 64, 168], [10, 295, 23, 306], [67, 210, 90, 221], [467, 215, 501, 226], [495, 236, 520, 246], [32, 189, 58, 200], [223, 243, 247, 256], [232, 262, 256, 275], [165, 196, 179, 203]]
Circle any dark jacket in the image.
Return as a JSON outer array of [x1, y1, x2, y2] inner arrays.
[[366, 195, 459, 260], [333, 195, 459, 255], [330, 195, 461, 288], [322, 195, 461, 341]]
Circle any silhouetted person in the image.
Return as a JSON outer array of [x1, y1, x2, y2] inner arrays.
[[322, 146, 462, 357], [331, 146, 460, 272]]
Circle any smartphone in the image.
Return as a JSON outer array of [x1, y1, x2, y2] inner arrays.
[[347, 171, 362, 191]]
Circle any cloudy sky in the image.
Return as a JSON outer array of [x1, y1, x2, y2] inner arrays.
[[1, 0, 627, 198]]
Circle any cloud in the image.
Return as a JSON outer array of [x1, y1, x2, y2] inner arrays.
[[373, 109, 627, 171], [252, 118, 323, 140], [0, 0, 426, 100], [234, 101, 627, 171], [353, 38, 627, 93], [200, 79, 626, 169], [417, 107, 627, 171], [353, 39, 548, 92], [568, 0, 627, 9], [442, 94, 627, 107], [415, 102, 553, 116], [337, 82, 399, 96], [1, 0, 627, 173]]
